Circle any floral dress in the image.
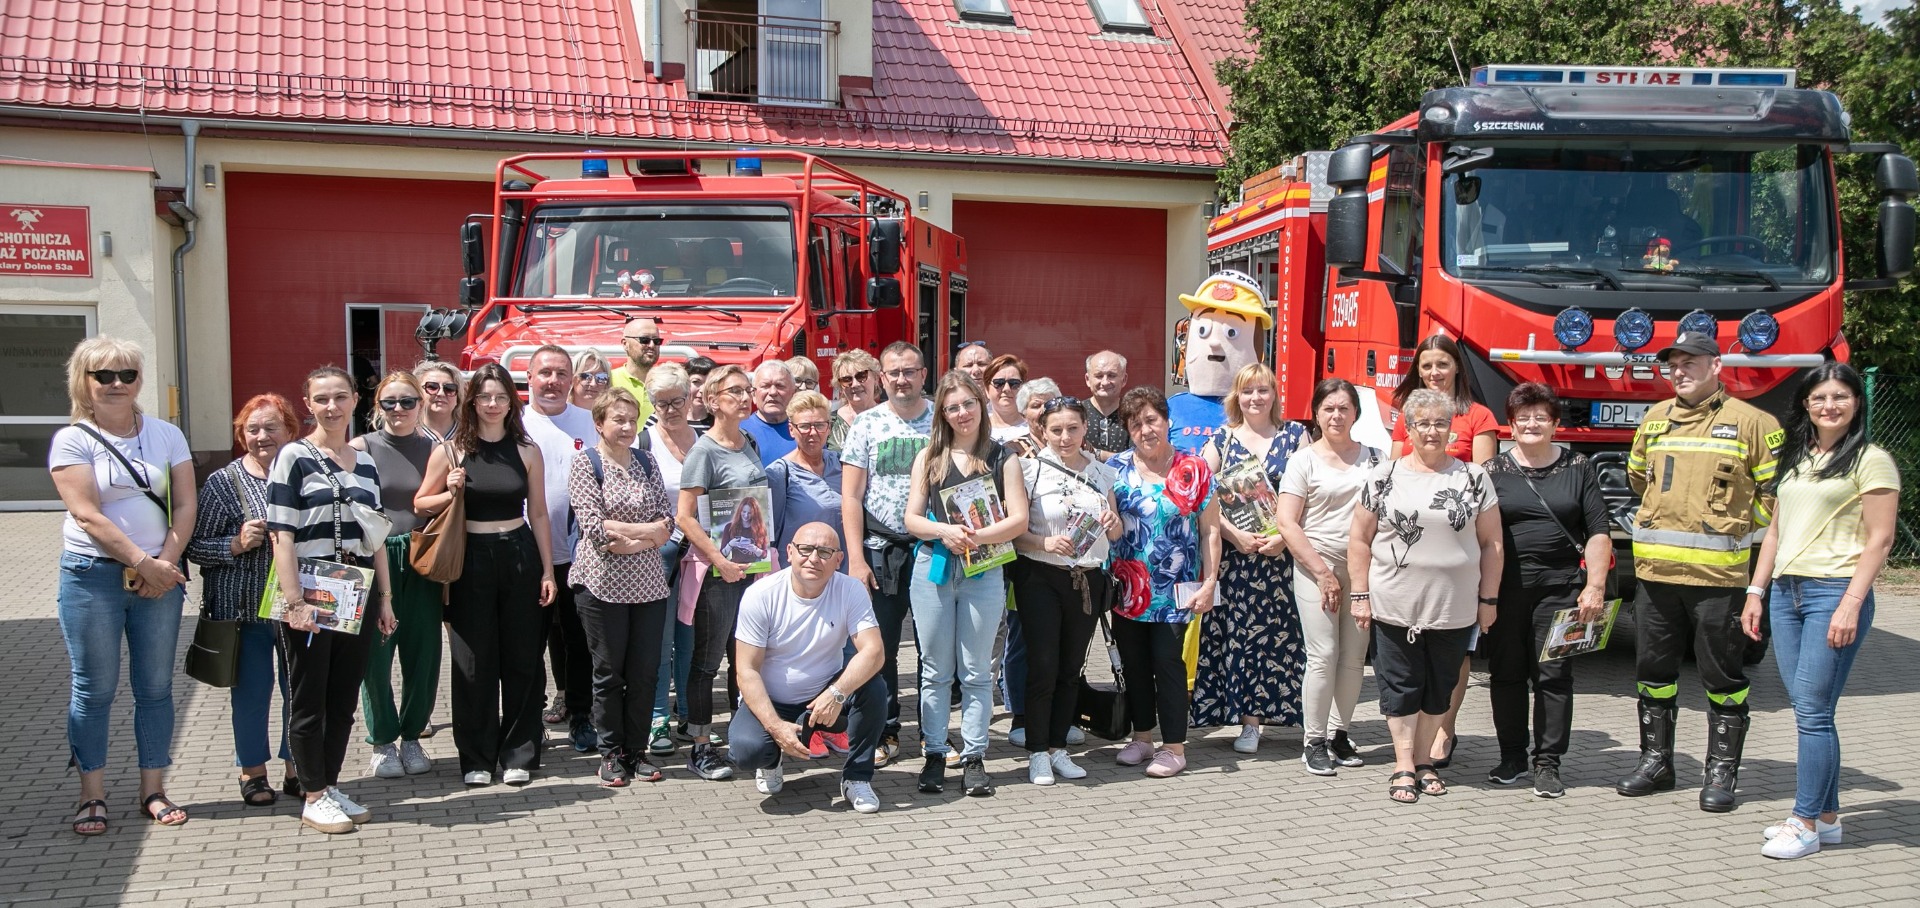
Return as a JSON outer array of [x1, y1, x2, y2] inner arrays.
[[1190, 424, 1309, 727], [1108, 450, 1213, 623]]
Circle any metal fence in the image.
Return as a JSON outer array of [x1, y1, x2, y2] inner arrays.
[[1865, 368, 1920, 564]]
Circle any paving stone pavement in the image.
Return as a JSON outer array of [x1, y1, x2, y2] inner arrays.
[[1, 510, 1916, 907]]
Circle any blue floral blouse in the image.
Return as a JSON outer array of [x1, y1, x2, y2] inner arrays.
[[1107, 449, 1214, 624]]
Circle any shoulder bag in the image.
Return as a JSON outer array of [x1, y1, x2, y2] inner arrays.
[[1507, 453, 1595, 582], [1075, 610, 1132, 741], [75, 421, 189, 582], [184, 463, 249, 687], [408, 442, 467, 583]]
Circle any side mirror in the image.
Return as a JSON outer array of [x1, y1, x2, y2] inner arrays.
[[1324, 144, 1374, 269], [868, 218, 904, 276], [459, 276, 485, 309], [461, 222, 486, 277], [1875, 154, 1917, 280], [866, 277, 903, 309], [1453, 175, 1482, 206]]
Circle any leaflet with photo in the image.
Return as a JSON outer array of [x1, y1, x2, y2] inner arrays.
[[1215, 455, 1281, 536], [938, 476, 1016, 577], [702, 487, 775, 577], [1063, 506, 1106, 560], [1538, 599, 1623, 662], [258, 558, 373, 635]]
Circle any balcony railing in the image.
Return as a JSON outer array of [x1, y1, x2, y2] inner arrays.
[[686, 10, 839, 107]]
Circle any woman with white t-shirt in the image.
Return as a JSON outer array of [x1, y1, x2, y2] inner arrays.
[[50, 337, 198, 835]]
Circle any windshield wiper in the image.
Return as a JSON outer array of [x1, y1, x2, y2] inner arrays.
[[527, 301, 745, 322], [1465, 263, 1624, 290], [1622, 266, 1782, 291]]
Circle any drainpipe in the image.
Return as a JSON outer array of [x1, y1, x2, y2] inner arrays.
[[653, 0, 664, 79], [169, 120, 199, 438]]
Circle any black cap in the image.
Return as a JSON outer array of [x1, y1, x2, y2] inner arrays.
[[1657, 332, 1720, 362]]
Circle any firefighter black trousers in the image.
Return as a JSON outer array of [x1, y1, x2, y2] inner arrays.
[[1632, 579, 1751, 711]]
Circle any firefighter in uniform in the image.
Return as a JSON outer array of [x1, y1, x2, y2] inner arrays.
[[1617, 332, 1782, 812]]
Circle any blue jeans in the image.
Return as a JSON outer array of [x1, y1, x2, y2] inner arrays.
[[1771, 576, 1874, 819], [57, 552, 184, 773], [909, 550, 1004, 758], [653, 616, 695, 723], [231, 620, 291, 767], [728, 676, 887, 782]]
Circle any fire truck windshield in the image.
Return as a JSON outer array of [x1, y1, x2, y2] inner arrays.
[[511, 203, 797, 300], [1442, 142, 1834, 289]]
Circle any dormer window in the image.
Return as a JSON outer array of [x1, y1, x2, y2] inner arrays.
[[957, 0, 1014, 24], [1090, 0, 1152, 33]]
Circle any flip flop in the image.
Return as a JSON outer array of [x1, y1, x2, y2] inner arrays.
[[71, 799, 108, 836], [139, 793, 188, 826], [1387, 771, 1419, 804]]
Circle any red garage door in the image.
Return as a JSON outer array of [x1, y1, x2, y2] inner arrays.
[[951, 201, 1166, 392], [226, 172, 488, 425]]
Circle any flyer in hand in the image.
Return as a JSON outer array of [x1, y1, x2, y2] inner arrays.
[[701, 487, 775, 577], [1063, 506, 1106, 560], [1538, 599, 1623, 662], [1215, 455, 1280, 536], [258, 558, 373, 635], [939, 476, 1016, 577]]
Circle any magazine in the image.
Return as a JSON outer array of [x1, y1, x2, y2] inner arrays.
[[257, 558, 374, 635], [1215, 455, 1281, 536], [1538, 599, 1623, 662], [1172, 580, 1223, 612], [701, 486, 775, 577], [1063, 506, 1107, 560], [938, 476, 1017, 577]]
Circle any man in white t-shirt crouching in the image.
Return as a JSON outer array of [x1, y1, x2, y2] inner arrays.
[[730, 522, 886, 813]]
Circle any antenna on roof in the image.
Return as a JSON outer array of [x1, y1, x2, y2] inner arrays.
[[1447, 36, 1467, 85]]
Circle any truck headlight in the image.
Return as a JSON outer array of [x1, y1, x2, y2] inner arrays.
[[1679, 308, 1718, 339], [1737, 310, 1779, 352], [1614, 308, 1654, 351], [1553, 307, 1594, 348]]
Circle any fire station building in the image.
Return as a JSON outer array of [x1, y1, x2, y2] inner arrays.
[[0, 0, 1236, 504]]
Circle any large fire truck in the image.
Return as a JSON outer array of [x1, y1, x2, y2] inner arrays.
[[418, 150, 969, 386], [1207, 64, 1917, 548]]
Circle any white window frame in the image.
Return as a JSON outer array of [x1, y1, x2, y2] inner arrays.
[[957, 0, 1014, 24], [0, 304, 98, 510], [1089, 0, 1152, 32]]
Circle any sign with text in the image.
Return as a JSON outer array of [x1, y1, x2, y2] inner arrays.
[[0, 205, 93, 278]]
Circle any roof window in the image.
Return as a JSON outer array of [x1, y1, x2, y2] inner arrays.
[[1090, 0, 1152, 33], [957, 0, 1014, 24]]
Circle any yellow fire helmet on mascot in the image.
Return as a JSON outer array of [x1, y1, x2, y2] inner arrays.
[[1178, 270, 1273, 329], [1177, 270, 1269, 399]]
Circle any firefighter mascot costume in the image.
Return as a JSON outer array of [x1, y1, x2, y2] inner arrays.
[[1168, 271, 1269, 454], [1618, 332, 1781, 812]]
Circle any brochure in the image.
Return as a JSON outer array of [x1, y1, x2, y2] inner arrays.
[[938, 476, 1016, 578], [1215, 455, 1281, 536], [702, 486, 775, 577], [1538, 599, 1624, 662], [258, 557, 373, 635], [1063, 506, 1106, 560], [1172, 580, 1223, 612]]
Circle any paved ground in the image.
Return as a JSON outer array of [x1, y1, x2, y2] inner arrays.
[[1, 510, 1917, 907]]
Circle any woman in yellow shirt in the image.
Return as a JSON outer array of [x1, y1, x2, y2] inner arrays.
[[1743, 362, 1899, 860]]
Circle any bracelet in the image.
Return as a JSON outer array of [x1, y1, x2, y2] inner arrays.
[[1350, 592, 1371, 601], [131, 554, 148, 571], [1478, 596, 1499, 605], [1744, 585, 1765, 598]]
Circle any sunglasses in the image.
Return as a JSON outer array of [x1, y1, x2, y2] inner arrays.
[[791, 542, 840, 561], [422, 381, 458, 395], [378, 397, 421, 412], [956, 340, 989, 351], [990, 377, 1024, 390], [579, 372, 611, 385], [623, 336, 663, 346], [89, 369, 139, 386], [1042, 395, 1082, 414], [837, 369, 872, 386]]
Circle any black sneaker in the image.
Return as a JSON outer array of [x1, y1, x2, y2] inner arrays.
[[1532, 763, 1565, 799], [962, 756, 994, 797], [570, 719, 599, 754], [1488, 756, 1531, 786], [1327, 730, 1364, 767], [599, 751, 631, 787], [918, 755, 945, 793], [1302, 738, 1336, 776], [687, 743, 735, 781]]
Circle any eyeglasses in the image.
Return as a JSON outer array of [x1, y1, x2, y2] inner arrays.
[[990, 378, 1024, 390], [1410, 420, 1451, 433], [714, 385, 753, 399], [654, 395, 688, 411], [883, 368, 922, 380], [422, 381, 458, 395], [623, 335, 663, 346], [475, 393, 516, 406], [579, 372, 611, 385], [837, 369, 872, 386], [791, 542, 840, 561], [89, 369, 139, 386], [790, 421, 830, 433], [1042, 396, 1082, 414], [1807, 393, 1856, 407], [796, 379, 819, 390], [943, 398, 981, 417], [1510, 414, 1555, 426], [378, 397, 421, 412]]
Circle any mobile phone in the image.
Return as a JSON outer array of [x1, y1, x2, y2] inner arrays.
[[122, 567, 140, 591]]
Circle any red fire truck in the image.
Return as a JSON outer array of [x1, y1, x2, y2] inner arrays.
[[1207, 64, 1916, 537], [419, 150, 969, 386]]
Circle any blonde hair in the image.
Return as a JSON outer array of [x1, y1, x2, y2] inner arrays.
[[66, 336, 145, 423], [369, 371, 424, 431], [787, 390, 831, 420], [645, 361, 691, 398], [573, 350, 611, 377], [703, 364, 748, 405], [1223, 363, 1278, 427], [784, 357, 819, 384], [832, 349, 880, 378]]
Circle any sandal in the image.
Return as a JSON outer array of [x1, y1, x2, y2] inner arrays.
[[240, 775, 277, 807], [543, 704, 569, 725], [1430, 737, 1457, 769], [1415, 764, 1448, 797], [283, 776, 303, 798], [71, 799, 108, 836], [139, 792, 188, 826], [1387, 771, 1419, 804]]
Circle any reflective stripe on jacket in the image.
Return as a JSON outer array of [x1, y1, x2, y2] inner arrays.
[[1626, 388, 1781, 587]]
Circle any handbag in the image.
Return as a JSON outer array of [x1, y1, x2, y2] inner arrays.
[[186, 462, 257, 687], [408, 442, 467, 583], [1075, 611, 1132, 741]]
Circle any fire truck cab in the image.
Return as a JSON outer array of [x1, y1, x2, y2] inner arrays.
[[424, 150, 969, 387]]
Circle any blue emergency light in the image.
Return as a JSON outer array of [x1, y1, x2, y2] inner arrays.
[[1472, 65, 1796, 89], [581, 154, 609, 178]]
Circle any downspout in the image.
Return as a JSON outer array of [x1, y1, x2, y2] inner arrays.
[[653, 0, 664, 79], [169, 121, 199, 437]]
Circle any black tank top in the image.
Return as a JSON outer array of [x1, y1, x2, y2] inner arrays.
[[464, 434, 529, 522]]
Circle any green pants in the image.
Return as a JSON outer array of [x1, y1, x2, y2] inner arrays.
[[362, 534, 445, 745]]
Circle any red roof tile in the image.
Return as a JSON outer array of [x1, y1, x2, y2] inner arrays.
[[1157, 0, 1252, 127], [0, 0, 1227, 167]]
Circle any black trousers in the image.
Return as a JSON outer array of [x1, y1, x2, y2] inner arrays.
[[1487, 572, 1578, 764], [1634, 579, 1750, 712], [280, 622, 373, 792], [447, 527, 548, 774], [1112, 615, 1189, 745], [687, 575, 748, 727], [864, 546, 915, 737], [544, 562, 593, 719], [1015, 561, 1103, 752], [575, 588, 668, 755]]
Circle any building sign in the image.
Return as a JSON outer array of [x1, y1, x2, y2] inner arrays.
[[0, 205, 92, 278]]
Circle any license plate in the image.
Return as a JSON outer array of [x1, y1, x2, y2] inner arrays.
[[1591, 401, 1651, 428]]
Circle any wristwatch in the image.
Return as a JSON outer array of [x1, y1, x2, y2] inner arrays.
[[828, 684, 850, 706]]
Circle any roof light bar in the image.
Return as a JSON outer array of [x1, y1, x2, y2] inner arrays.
[[1472, 65, 1796, 89]]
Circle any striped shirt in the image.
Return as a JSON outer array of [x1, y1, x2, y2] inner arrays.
[[186, 461, 276, 622], [267, 441, 385, 559]]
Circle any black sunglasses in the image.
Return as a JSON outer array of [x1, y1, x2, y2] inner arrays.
[[624, 336, 663, 346], [990, 377, 1024, 390], [378, 397, 421, 412], [89, 369, 139, 386], [956, 340, 988, 351], [1042, 395, 1083, 414]]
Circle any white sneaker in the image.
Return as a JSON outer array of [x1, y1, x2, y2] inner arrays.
[[1009, 727, 1028, 749], [301, 792, 354, 834], [501, 768, 532, 786], [1049, 750, 1088, 780], [841, 779, 881, 814], [1028, 752, 1056, 786], [1762, 819, 1822, 860], [755, 763, 785, 795], [327, 786, 370, 824], [1065, 726, 1085, 746], [399, 740, 431, 775], [1233, 725, 1261, 754], [1763, 816, 1842, 844], [369, 743, 403, 779], [462, 770, 493, 786]]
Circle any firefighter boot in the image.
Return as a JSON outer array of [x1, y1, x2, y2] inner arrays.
[[1616, 700, 1677, 797], [1699, 708, 1749, 813]]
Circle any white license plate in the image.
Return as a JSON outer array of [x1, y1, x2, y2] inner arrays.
[[1591, 401, 1651, 428]]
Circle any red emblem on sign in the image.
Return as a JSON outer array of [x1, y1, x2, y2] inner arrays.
[[1210, 282, 1237, 301], [0, 204, 92, 278]]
